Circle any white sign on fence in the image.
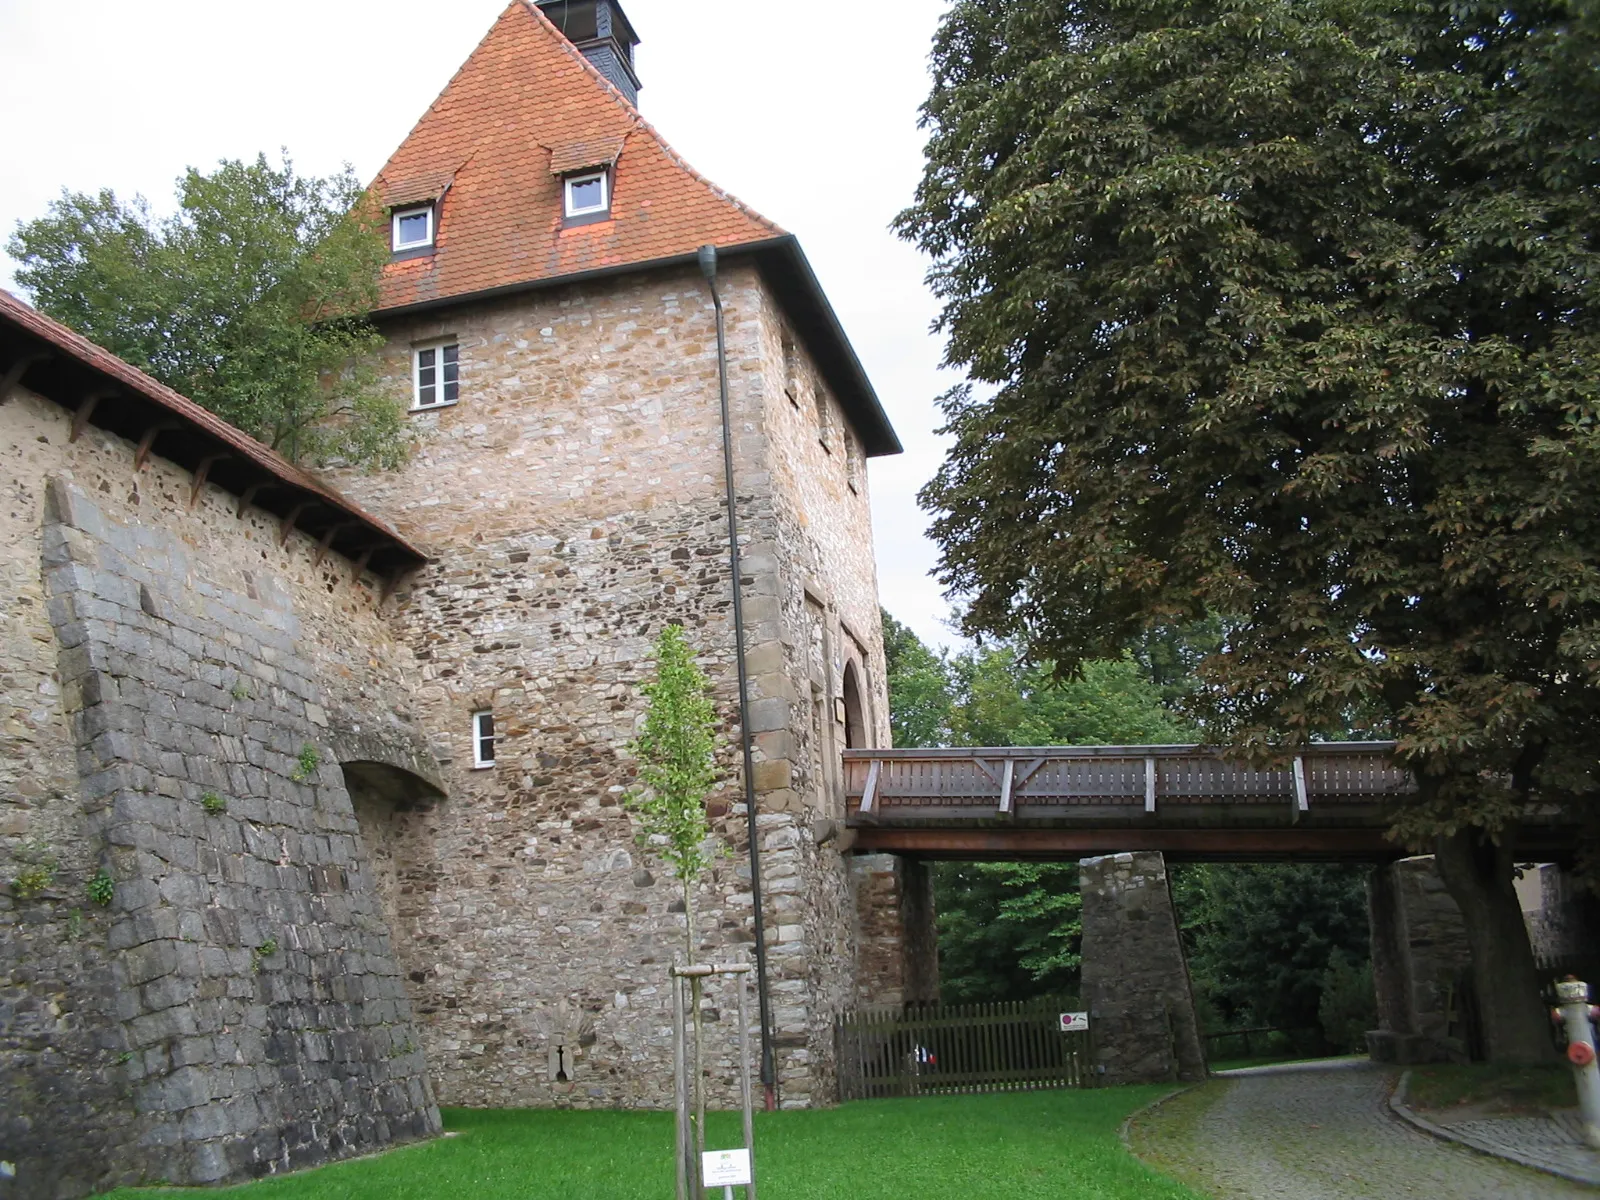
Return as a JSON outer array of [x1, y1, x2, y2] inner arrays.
[[1059, 1011, 1090, 1033], [702, 1148, 752, 1187]]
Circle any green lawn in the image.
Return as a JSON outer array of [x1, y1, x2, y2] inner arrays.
[[98, 1089, 1201, 1200]]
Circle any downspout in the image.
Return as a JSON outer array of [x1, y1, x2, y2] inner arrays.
[[699, 244, 777, 1111]]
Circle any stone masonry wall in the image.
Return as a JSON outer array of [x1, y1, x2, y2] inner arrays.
[[1365, 856, 1476, 1064], [0, 392, 439, 1198], [744, 275, 897, 1106], [330, 264, 782, 1109], [329, 258, 892, 1109], [852, 855, 939, 1009], [1079, 851, 1206, 1086]]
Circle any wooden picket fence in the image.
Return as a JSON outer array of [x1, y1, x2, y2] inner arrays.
[[835, 1000, 1093, 1101]]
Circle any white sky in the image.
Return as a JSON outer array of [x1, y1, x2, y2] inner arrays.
[[0, 0, 964, 650]]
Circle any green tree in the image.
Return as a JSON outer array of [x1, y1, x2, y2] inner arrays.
[[9, 153, 406, 468], [882, 609, 955, 748], [951, 647, 1197, 748], [1176, 863, 1373, 1051], [935, 861, 1082, 1004], [626, 624, 718, 936], [625, 624, 719, 1186], [898, 0, 1600, 1062]]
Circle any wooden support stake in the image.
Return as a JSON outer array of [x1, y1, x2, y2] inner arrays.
[[278, 502, 311, 546], [859, 759, 882, 819], [134, 422, 180, 471], [0, 352, 49, 405], [235, 483, 263, 519], [380, 568, 407, 605], [351, 545, 375, 583], [1292, 755, 1309, 821], [1145, 756, 1158, 814], [998, 758, 1016, 819], [188, 454, 229, 509]]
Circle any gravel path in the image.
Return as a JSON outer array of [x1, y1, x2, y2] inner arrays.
[[1131, 1058, 1595, 1198]]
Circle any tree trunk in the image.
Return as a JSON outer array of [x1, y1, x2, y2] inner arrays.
[[1433, 827, 1554, 1063]]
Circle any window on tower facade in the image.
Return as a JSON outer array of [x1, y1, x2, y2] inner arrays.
[[413, 342, 460, 410], [472, 710, 496, 769]]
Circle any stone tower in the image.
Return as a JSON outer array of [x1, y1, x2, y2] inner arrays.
[[329, 0, 904, 1109]]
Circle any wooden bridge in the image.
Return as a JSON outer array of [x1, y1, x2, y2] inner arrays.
[[843, 742, 1573, 863]]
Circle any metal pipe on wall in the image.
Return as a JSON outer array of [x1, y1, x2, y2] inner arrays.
[[699, 243, 777, 1110]]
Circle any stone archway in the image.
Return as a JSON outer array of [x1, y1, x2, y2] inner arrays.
[[339, 759, 441, 984], [842, 660, 868, 750]]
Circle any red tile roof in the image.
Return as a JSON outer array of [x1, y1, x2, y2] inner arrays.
[[0, 288, 427, 572], [373, 0, 784, 312]]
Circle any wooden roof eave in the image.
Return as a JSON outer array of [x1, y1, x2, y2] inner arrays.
[[0, 296, 429, 578]]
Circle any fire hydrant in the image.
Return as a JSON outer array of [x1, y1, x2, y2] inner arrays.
[[1553, 978, 1600, 1149]]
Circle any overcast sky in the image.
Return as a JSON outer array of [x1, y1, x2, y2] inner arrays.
[[0, 0, 964, 650]]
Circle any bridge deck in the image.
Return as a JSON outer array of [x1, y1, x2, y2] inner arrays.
[[842, 744, 1570, 862]]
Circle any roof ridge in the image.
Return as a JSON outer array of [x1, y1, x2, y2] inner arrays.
[[370, 1, 522, 193], [518, 0, 784, 239]]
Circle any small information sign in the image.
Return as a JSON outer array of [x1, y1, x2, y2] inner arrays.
[[702, 1148, 752, 1187], [1059, 1011, 1090, 1033]]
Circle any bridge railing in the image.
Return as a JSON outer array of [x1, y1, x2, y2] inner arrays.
[[842, 742, 1411, 826]]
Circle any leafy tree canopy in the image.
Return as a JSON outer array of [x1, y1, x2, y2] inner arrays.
[[1174, 862, 1373, 1047], [8, 153, 406, 469], [882, 609, 957, 749], [897, 0, 1600, 850]]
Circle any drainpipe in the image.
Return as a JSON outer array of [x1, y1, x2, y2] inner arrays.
[[699, 244, 777, 1111]]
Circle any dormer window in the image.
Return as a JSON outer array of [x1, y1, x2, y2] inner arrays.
[[392, 204, 435, 253], [563, 170, 611, 223]]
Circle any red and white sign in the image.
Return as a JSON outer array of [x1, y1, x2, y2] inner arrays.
[[1059, 1012, 1090, 1033]]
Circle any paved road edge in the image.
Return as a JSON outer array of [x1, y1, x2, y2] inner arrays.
[[1388, 1069, 1600, 1187], [1118, 1082, 1202, 1156]]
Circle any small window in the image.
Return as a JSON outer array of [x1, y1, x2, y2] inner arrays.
[[392, 205, 435, 252], [564, 171, 610, 220], [413, 343, 460, 410], [816, 390, 832, 453], [782, 330, 800, 408], [472, 710, 496, 769]]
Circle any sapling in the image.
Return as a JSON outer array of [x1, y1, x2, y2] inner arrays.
[[625, 624, 719, 1189]]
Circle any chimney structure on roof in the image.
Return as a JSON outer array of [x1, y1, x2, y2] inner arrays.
[[536, 0, 642, 105]]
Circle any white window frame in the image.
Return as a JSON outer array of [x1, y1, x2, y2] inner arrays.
[[471, 710, 496, 770], [412, 341, 460, 412], [564, 170, 611, 219], [391, 204, 435, 252]]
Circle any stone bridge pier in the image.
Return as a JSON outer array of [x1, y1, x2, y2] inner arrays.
[[851, 854, 939, 1007], [1366, 856, 1482, 1064], [1080, 851, 1208, 1085]]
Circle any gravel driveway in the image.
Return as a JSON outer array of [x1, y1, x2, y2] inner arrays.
[[1130, 1058, 1594, 1198]]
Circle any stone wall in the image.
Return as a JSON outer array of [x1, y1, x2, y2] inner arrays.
[[1078, 851, 1206, 1086], [1366, 856, 1478, 1064], [327, 258, 893, 1109], [851, 855, 939, 1009], [0, 391, 439, 1197]]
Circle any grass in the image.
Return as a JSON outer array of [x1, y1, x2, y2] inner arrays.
[[1405, 1062, 1577, 1115], [97, 1090, 1203, 1200]]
